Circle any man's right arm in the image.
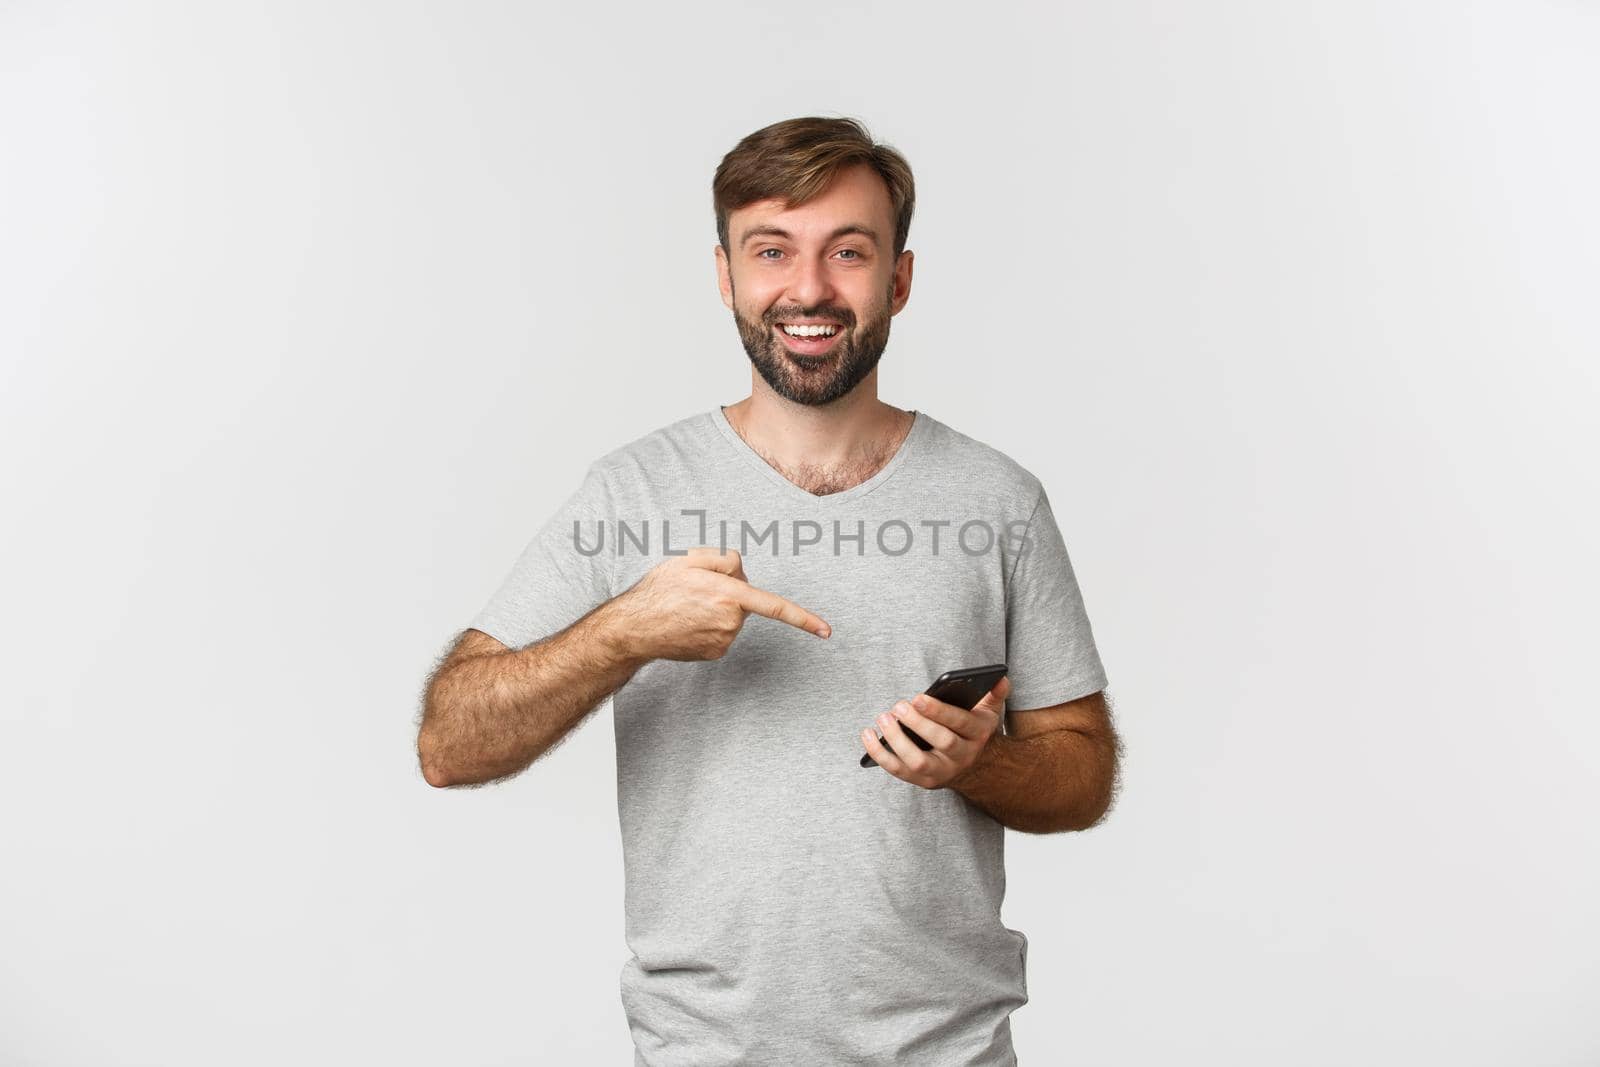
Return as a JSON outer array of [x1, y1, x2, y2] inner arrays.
[[417, 548, 831, 788], [417, 596, 645, 788]]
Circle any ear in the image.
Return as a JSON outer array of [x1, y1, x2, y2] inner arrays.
[[715, 244, 734, 310], [890, 249, 914, 316]]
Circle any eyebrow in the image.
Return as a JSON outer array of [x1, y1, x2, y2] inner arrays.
[[740, 224, 880, 248]]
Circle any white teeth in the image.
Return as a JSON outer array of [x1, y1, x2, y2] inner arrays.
[[781, 324, 838, 337]]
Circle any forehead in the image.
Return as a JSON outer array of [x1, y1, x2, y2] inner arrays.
[[731, 164, 894, 243]]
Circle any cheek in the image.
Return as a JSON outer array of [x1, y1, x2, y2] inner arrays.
[[851, 275, 894, 316], [732, 294, 769, 326], [737, 288, 782, 321]]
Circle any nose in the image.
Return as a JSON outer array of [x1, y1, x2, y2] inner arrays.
[[784, 251, 835, 312]]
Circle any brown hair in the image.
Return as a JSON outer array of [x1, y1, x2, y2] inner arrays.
[[713, 116, 916, 257]]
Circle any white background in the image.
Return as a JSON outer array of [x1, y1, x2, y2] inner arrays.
[[3, 2, 1596, 1064]]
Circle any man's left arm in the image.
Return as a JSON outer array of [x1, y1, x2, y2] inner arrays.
[[949, 689, 1122, 834], [861, 486, 1118, 830]]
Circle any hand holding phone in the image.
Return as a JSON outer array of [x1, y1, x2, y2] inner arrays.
[[860, 663, 1008, 768]]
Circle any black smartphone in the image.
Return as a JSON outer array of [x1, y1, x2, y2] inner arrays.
[[859, 663, 1008, 768]]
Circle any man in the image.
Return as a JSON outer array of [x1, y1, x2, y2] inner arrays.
[[418, 116, 1121, 1065]]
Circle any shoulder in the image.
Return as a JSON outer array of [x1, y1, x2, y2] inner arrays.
[[913, 412, 1046, 509], [585, 412, 716, 473], [581, 409, 720, 483]]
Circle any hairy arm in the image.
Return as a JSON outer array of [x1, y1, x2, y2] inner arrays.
[[417, 599, 644, 788], [948, 690, 1122, 834], [417, 548, 829, 789]]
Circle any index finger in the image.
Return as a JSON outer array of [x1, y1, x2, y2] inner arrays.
[[684, 546, 747, 581], [732, 583, 831, 639]]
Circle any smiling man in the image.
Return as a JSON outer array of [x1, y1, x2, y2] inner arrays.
[[721, 162, 897, 411], [418, 116, 1120, 1065]]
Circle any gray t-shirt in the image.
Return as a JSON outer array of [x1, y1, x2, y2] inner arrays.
[[469, 406, 1109, 1066]]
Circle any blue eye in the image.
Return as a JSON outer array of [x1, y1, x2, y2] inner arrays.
[[838, 249, 860, 260], [758, 249, 782, 260]]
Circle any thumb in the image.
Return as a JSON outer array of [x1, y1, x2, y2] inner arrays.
[[975, 675, 1011, 714]]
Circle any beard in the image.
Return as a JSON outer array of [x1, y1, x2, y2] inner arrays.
[[731, 279, 895, 407]]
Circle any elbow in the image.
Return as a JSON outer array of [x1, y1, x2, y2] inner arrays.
[[1039, 806, 1110, 835], [1062, 730, 1121, 832], [1073, 804, 1113, 833], [1047, 765, 1119, 834], [417, 732, 456, 789], [1076, 760, 1121, 831]]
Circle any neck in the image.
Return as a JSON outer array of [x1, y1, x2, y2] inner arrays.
[[723, 373, 912, 475]]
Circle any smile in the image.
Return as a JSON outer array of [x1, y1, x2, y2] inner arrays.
[[774, 322, 845, 354]]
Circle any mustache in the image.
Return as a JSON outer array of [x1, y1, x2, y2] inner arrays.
[[763, 308, 853, 327]]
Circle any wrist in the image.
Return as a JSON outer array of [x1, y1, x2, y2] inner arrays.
[[590, 594, 651, 673], [949, 733, 1008, 793]]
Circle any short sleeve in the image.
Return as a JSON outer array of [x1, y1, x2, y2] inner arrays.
[[467, 462, 616, 651], [1003, 486, 1109, 709]]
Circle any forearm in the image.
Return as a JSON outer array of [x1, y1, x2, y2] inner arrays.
[[419, 598, 646, 787], [949, 728, 1118, 834]]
